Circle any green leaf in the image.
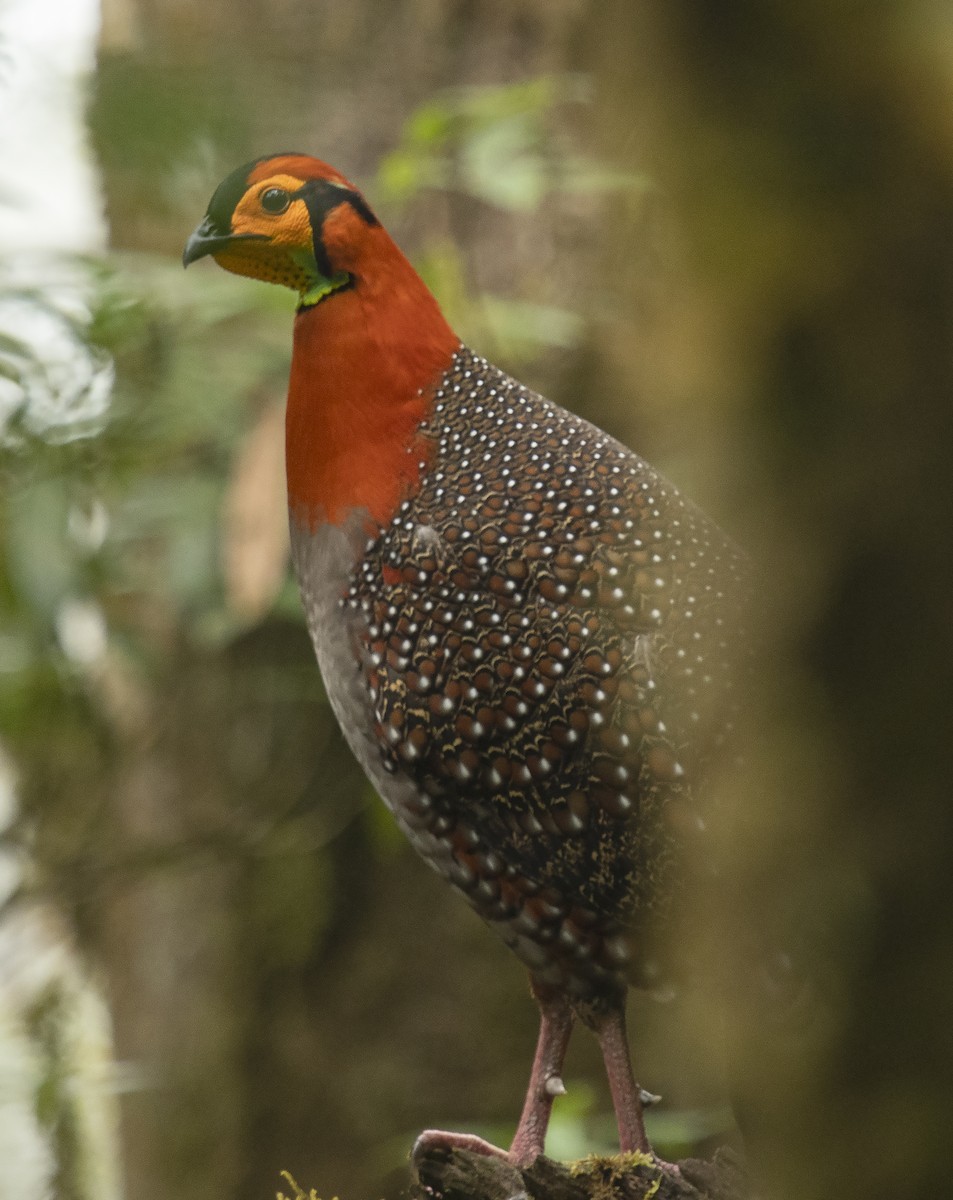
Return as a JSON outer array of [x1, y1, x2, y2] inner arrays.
[[461, 116, 547, 212], [406, 101, 454, 147]]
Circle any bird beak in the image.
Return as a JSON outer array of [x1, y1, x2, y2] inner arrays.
[[182, 216, 267, 267], [183, 215, 226, 267]]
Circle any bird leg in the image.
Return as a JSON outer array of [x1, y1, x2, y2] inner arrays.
[[508, 990, 574, 1165], [412, 988, 573, 1169], [595, 1003, 651, 1155]]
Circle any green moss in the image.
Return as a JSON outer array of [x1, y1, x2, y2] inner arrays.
[[276, 1169, 325, 1200], [568, 1151, 662, 1200]]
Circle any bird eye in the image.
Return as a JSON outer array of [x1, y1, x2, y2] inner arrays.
[[260, 187, 291, 215]]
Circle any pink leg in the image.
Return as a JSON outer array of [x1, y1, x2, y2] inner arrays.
[[595, 1004, 650, 1154], [508, 993, 574, 1165], [412, 991, 574, 1169]]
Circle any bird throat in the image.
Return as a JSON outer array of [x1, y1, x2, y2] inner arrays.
[[291, 247, 351, 308], [285, 249, 459, 534]]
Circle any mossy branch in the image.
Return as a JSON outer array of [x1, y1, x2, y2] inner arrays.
[[409, 1145, 748, 1200]]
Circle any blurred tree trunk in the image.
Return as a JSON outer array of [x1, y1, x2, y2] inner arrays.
[[589, 5, 953, 1199]]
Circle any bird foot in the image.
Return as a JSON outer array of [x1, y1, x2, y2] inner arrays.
[[412, 1127, 684, 1182], [412, 1129, 511, 1166], [649, 1155, 683, 1179]]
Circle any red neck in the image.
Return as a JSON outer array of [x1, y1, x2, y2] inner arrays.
[[286, 225, 459, 531]]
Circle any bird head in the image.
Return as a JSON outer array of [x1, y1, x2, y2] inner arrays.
[[184, 153, 459, 528], [183, 154, 381, 307]]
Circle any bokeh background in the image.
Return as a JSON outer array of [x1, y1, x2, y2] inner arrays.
[[1, 2, 952, 1199]]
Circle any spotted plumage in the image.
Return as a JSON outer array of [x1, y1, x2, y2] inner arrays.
[[185, 154, 749, 1168], [341, 346, 746, 1005]]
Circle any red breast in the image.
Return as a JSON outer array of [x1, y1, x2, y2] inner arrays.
[[286, 204, 459, 531]]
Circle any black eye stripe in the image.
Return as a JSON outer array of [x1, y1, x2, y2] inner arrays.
[[291, 180, 378, 225], [292, 178, 379, 278]]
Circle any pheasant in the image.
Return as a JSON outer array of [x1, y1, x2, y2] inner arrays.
[[184, 154, 747, 1166]]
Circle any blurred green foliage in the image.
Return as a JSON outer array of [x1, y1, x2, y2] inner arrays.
[[1, 259, 287, 659], [378, 75, 622, 211], [380, 78, 646, 362]]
